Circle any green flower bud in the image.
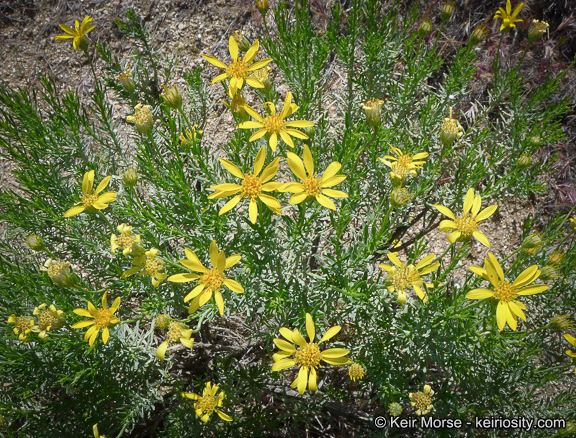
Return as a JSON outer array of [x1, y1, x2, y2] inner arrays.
[[389, 402, 403, 417], [528, 20, 549, 43], [123, 167, 139, 187], [547, 314, 574, 331], [41, 259, 75, 288], [516, 154, 532, 169], [390, 186, 412, 208], [441, 0, 455, 23], [233, 30, 251, 53], [26, 234, 45, 251], [160, 83, 183, 110], [154, 314, 171, 329], [360, 98, 384, 128], [418, 18, 433, 37], [470, 23, 488, 46]]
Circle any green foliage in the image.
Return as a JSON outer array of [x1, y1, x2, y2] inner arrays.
[[1, 1, 575, 437]]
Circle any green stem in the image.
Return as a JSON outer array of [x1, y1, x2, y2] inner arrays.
[[97, 210, 113, 230]]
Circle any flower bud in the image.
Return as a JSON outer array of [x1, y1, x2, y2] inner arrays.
[[440, 107, 463, 146], [180, 125, 203, 152], [570, 217, 576, 233], [249, 66, 273, 95], [233, 30, 251, 53], [547, 314, 574, 331], [539, 265, 559, 281], [78, 36, 89, 53], [516, 154, 532, 169], [418, 18, 433, 37], [441, 0, 455, 23], [547, 251, 564, 266], [123, 167, 139, 187], [528, 20, 549, 43], [41, 259, 75, 288], [528, 135, 541, 148], [160, 83, 183, 110], [126, 103, 154, 135], [154, 314, 171, 329], [390, 186, 412, 208], [470, 23, 488, 46], [521, 232, 545, 249], [389, 402, 403, 417], [115, 69, 135, 93], [348, 363, 365, 382], [304, 126, 316, 144], [256, 0, 269, 16], [26, 234, 45, 251], [360, 98, 384, 128]]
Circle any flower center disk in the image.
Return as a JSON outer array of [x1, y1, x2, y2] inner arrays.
[[454, 214, 478, 238], [241, 174, 262, 199], [303, 174, 321, 196], [493, 280, 516, 302], [295, 342, 322, 368], [264, 115, 284, 133], [201, 268, 224, 291]]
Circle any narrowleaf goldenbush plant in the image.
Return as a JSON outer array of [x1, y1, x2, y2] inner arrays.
[[0, 1, 575, 436]]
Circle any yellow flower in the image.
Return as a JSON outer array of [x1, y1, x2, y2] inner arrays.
[[93, 423, 106, 438], [564, 334, 576, 375], [208, 146, 282, 223], [64, 170, 117, 217], [110, 223, 144, 256], [122, 248, 167, 287], [278, 145, 348, 211], [494, 0, 523, 31], [570, 216, 576, 232], [32, 304, 65, 340], [115, 69, 135, 93], [377, 146, 428, 185], [180, 125, 203, 152], [181, 382, 233, 423], [222, 88, 249, 122], [433, 187, 497, 248], [466, 253, 549, 331], [410, 385, 435, 416], [160, 83, 182, 109], [55, 16, 95, 52], [237, 92, 314, 152], [168, 241, 244, 315], [7, 314, 35, 341], [41, 258, 75, 287], [156, 321, 194, 360], [349, 363, 365, 382], [440, 107, 463, 146], [126, 103, 154, 135], [72, 292, 121, 346], [202, 35, 272, 96], [271, 313, 352, 395], [379, 252, 440, 303]]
